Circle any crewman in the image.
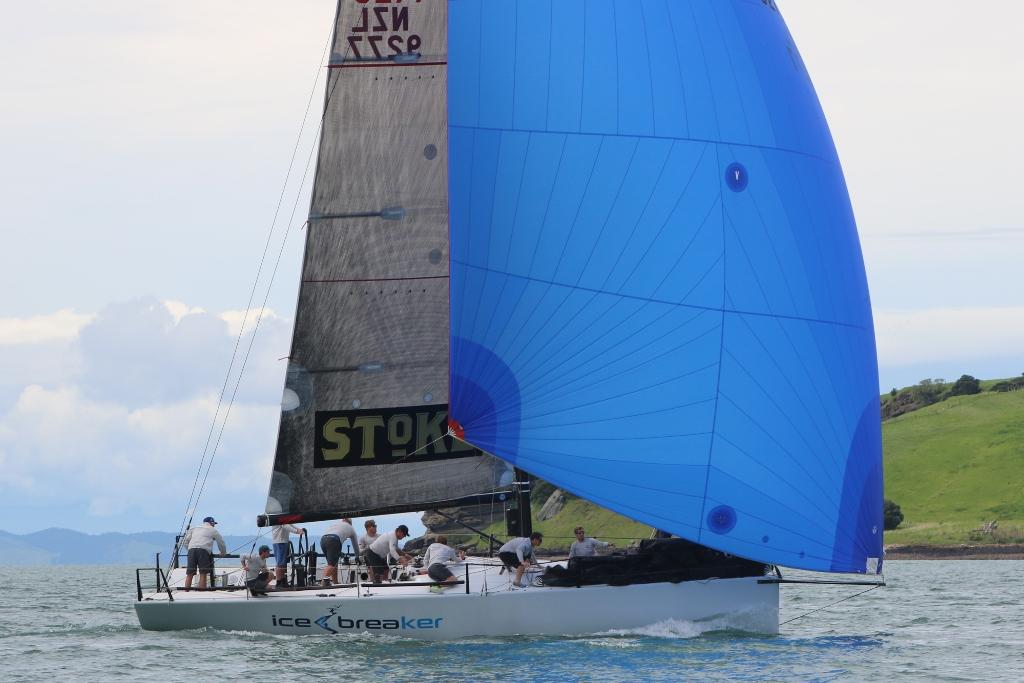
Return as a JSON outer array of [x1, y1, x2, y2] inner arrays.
[[358, 519, 380, 554], [421, 535, 466, 590], [364, 524, 412, 583], [568, 526, 614, 558], [240, 545, 272, 597], [498, 532, 543, 588], [271, 523, 305, 587], [181, 516, 227, 590], [320, 518, 359, 586]]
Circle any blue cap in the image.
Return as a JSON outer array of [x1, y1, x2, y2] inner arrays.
[[203, 516, 217, 525]]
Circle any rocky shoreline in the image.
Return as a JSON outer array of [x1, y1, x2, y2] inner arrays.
[[884, 544, 1024, 560]]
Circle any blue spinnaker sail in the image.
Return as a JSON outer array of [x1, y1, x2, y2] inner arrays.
[[448, 0, 882, 574]]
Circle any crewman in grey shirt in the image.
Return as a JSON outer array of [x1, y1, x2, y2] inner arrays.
[[421, 535, 465, 587], [320, 518, 359, 586], [181, 516, 227, 590], [498, 532, 543, 588], [569, 526, 614, 558], [240, 545, 272, 596], [359, 519, 380, 554]]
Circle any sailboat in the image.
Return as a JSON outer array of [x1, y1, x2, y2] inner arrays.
[[135, 0, 884, 638]]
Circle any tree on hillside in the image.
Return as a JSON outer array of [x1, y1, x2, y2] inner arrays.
[[883, 499, 904, 531], [947, 374, 981, 397], [992, 378, 1024, 392], [910, 379, 944, 406]]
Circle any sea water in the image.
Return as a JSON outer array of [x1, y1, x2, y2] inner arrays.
[[0, 561, 1020, 682]]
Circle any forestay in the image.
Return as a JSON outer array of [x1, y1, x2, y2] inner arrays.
[[265, 0, 512, 523], [448, 0, 882, 574]]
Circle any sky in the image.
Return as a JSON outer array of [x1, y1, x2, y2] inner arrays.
[[0, 1, 1021, 536]]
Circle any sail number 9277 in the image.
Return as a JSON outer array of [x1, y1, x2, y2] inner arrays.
[[347, 0, 422, 59]]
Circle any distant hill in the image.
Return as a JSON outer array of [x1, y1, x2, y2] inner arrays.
[[0, 529, 257, 566], [883, 387, 1024, 545], [880, 374, 1023, 420]]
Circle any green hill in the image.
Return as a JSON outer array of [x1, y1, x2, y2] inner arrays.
[[883, 389, 1024, 545], [464, 378, 1024, 550]]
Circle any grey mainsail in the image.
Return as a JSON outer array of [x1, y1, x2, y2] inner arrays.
[[263, 0, 512, 524]]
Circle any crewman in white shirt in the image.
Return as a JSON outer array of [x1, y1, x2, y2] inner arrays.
[[181, 516, 227, 590], [365, 525, 412, 582], [270, 523, 305, 586], [421, 535, 466, 589]]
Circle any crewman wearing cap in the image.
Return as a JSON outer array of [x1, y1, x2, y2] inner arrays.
[[181, 516, 227, 590]]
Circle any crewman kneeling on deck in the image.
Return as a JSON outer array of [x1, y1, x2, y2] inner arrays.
[[421, 535, 466, 591], [499, 532, 543, 588], [182, 516, 227, 590], [364, 524, 412, 583], [241, 545, 272, 597]]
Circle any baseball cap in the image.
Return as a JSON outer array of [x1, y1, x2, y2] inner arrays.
[[203, 516, 217, 525]]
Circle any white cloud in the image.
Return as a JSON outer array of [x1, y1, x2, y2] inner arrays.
[[68, 297, 290, 407], [0, 309, 95, 345], [163, 300, 206, 323], [219, 307, 281, 337], [0, 297, 291, 533], [876, 306, 1024, 367], [0, 384, 279, 527]]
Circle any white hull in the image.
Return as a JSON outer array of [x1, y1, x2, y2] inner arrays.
[[135, 559, 778, 639]]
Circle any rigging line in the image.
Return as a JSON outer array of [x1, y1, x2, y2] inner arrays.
[[229, 528, 270, 557], [779, 584, 882, 627], [191, 69, 342, 518], [175, 22, 335, 539], [387, 432, 461, 467]]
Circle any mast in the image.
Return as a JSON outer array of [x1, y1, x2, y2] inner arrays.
[[503, 468, 532, 538]]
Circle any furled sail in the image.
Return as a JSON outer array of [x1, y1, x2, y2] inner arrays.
[[263, 0, 512, 524], [448, 0, 882, 574]]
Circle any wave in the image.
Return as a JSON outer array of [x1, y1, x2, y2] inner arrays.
[[597, 610, 775, 640]]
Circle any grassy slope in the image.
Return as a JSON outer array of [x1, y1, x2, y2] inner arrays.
[[489, 382, 1024, 549], [883, 389, 1024, 545]]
